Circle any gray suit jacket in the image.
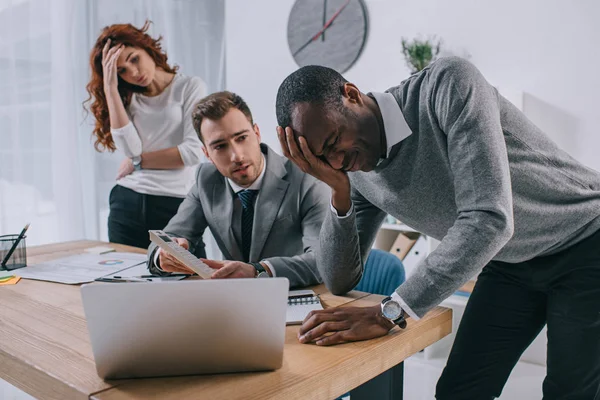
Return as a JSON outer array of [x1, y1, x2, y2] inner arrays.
[[148, 144, 330, 288]]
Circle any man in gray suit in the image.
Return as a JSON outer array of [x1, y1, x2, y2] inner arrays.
[[275, 58, 600, 399], [147, 91, 329, 288]]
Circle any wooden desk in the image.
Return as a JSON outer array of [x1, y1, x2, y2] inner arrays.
[[0, 241, 452, 400]]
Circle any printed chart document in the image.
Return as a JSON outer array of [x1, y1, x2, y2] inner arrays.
[[16, 253, 147, 284]]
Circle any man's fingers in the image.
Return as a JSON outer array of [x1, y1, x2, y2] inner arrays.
[[298, 309, 342, 335], [211, 264, 235, 279], [163, 252, 180, 265], [161, 260, 192, 274], [285, 127, 303, 160], [277, 127, 291, 159], [299, 321, 350, 344], [298, 136, 320, 165], [161, 258, 194, 274], [278, 126, 313, 174], [201, 258, 224, 269], [174, 238, 189, 249], [285, 127, 312, 172], [315, 331, 349, 346], [160, 253, 192, 273]]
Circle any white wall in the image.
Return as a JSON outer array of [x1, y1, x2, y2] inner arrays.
[[226, 0, 600, 171]]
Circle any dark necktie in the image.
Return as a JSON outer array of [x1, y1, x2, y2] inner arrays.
[[238, 189, 259, 262]]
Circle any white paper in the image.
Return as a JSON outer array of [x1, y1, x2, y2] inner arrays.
[[17, 253, 147, 284], [286, 289, 323, 325], [286, 303, 323, 325]]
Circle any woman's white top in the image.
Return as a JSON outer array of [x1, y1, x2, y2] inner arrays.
[[111, 74, 206, 198]]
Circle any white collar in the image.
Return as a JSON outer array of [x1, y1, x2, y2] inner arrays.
[[370, 92, 412, 164], [227, 155, 267, 193]]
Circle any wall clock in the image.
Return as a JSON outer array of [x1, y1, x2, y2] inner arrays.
[[287, 0, 369, 73]]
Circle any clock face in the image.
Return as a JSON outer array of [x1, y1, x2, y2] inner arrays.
[[287, 0, 368, 73]]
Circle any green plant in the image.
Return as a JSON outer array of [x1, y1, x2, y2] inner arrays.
[[401, 36, 442, 74]]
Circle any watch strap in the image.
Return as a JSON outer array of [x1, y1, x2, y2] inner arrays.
[[250, 262, 268, 278]]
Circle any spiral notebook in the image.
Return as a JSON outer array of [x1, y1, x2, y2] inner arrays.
[[286, 289, 323, 325]]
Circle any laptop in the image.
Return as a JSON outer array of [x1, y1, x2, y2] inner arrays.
[[81, 278, 289, 379]]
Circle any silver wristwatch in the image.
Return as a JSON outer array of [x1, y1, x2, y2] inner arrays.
[[132, 155, 142, 171], [381, 296, 407, 329]]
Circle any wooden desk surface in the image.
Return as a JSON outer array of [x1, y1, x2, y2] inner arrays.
[[0, 241, 452, 400]]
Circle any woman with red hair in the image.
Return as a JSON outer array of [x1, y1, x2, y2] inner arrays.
[[85, 21, 205, 248]]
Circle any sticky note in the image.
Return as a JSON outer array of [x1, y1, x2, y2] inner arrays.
[[0, 276, 21, 285]]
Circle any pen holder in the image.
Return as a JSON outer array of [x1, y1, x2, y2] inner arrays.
[[0, 234, 27, 270]]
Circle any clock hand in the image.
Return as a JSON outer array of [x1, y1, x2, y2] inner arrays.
[[292, 0, 351, 57], [322, 0, 327, 42], [313, 0, 350, 41]]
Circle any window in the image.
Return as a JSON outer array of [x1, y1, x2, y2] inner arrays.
[[0, 0, 224, 245]]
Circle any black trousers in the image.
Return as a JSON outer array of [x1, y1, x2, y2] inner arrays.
[[107, 185, 184, 249], [436, 229, 600, 400]]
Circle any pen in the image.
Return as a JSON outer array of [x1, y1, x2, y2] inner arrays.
[[104, 276, 151, 282], [1, 223, 30, 269], [139, 274, 189, 278], [113, 276, 151, 282]]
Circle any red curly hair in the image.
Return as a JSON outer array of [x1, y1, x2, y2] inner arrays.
[[84, 20, 178, 152]]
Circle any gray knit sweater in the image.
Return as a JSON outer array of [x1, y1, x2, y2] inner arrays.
[[319, 57, 600, 318]]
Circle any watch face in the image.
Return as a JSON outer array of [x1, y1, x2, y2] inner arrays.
[[287, 0, 369, 73], [382, 300, 402, 320]]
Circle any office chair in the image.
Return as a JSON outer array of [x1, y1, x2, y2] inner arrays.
[[354, 249, 406, 295]]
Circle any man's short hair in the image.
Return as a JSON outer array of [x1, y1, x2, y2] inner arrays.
[[192, 91, 254, 143], [276, 65, 348, 129]]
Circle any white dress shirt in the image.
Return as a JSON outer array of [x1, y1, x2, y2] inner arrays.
[[225, 156, 276, 276]]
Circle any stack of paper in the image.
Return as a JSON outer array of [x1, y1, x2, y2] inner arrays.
[[16, 253, 147, 284]]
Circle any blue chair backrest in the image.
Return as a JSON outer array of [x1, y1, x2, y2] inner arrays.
[[354, 249, 406, 295]]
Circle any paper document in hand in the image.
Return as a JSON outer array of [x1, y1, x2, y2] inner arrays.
[[149, 230, 213, 278], [17, 253, 147, 284]]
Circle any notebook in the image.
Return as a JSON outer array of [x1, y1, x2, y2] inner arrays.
[[286, 289, 324, 325]]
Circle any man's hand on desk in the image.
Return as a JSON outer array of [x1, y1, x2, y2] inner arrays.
[[203, 259, 260, 279], [158, 238, 195, 274], [298, 305, 394, 346]]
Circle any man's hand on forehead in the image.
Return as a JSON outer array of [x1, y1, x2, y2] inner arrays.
[[277, 125, 349, 194]]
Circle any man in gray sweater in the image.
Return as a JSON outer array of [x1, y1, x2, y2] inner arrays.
[[275, 57, 600, 399]]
